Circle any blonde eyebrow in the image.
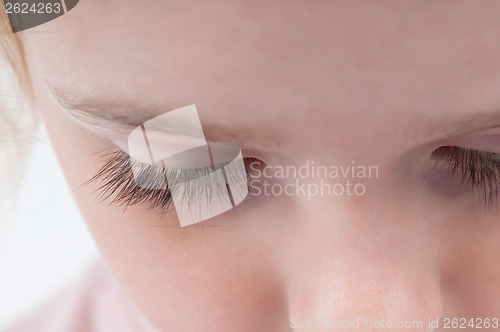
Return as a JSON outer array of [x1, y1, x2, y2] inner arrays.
[[415, 111, 500, 143], [44, 82, 256, 148], [47, 84, 156, 128], [45, 81, 500, 149]]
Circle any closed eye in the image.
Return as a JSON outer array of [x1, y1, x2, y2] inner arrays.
[[431, 146, 500, 206], [84, 146, 260, 218]]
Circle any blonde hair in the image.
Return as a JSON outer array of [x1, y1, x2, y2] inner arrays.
[[0, 3, 38, 204]]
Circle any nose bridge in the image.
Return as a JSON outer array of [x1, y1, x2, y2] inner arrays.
[[285, 201, 443, 331]]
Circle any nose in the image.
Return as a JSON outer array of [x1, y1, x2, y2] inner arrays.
[[288, 263, 442, 331], [285, 207, 442, 331]]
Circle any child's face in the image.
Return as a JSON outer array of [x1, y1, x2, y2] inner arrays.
[[20, 0, 500, 330]]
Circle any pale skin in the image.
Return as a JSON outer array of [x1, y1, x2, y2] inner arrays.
[[17, 0, 500, 331]]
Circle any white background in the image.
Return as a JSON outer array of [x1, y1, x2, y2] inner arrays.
[[0, 125, 99, 329]]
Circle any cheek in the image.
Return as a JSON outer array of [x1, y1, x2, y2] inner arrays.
[[81, 206, 289, 330], [437, 219, 500, 315], [72, 178, 292, 330]]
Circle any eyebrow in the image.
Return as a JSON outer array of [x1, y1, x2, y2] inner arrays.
[[46, 83, 260, 148], [48, 84, 160, 134], [47, 83, 500, 146], [420, 110, 500, 141]]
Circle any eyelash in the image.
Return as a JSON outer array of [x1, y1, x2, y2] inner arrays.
[[87, 146, 500, 214], [85, 147, 256, 216], [432, 146, 500, 206]]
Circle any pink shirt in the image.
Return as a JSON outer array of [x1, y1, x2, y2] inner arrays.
[[3, 260, 160, 332]]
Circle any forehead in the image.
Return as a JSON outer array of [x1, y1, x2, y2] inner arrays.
[[21, 0, 500, 157]]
